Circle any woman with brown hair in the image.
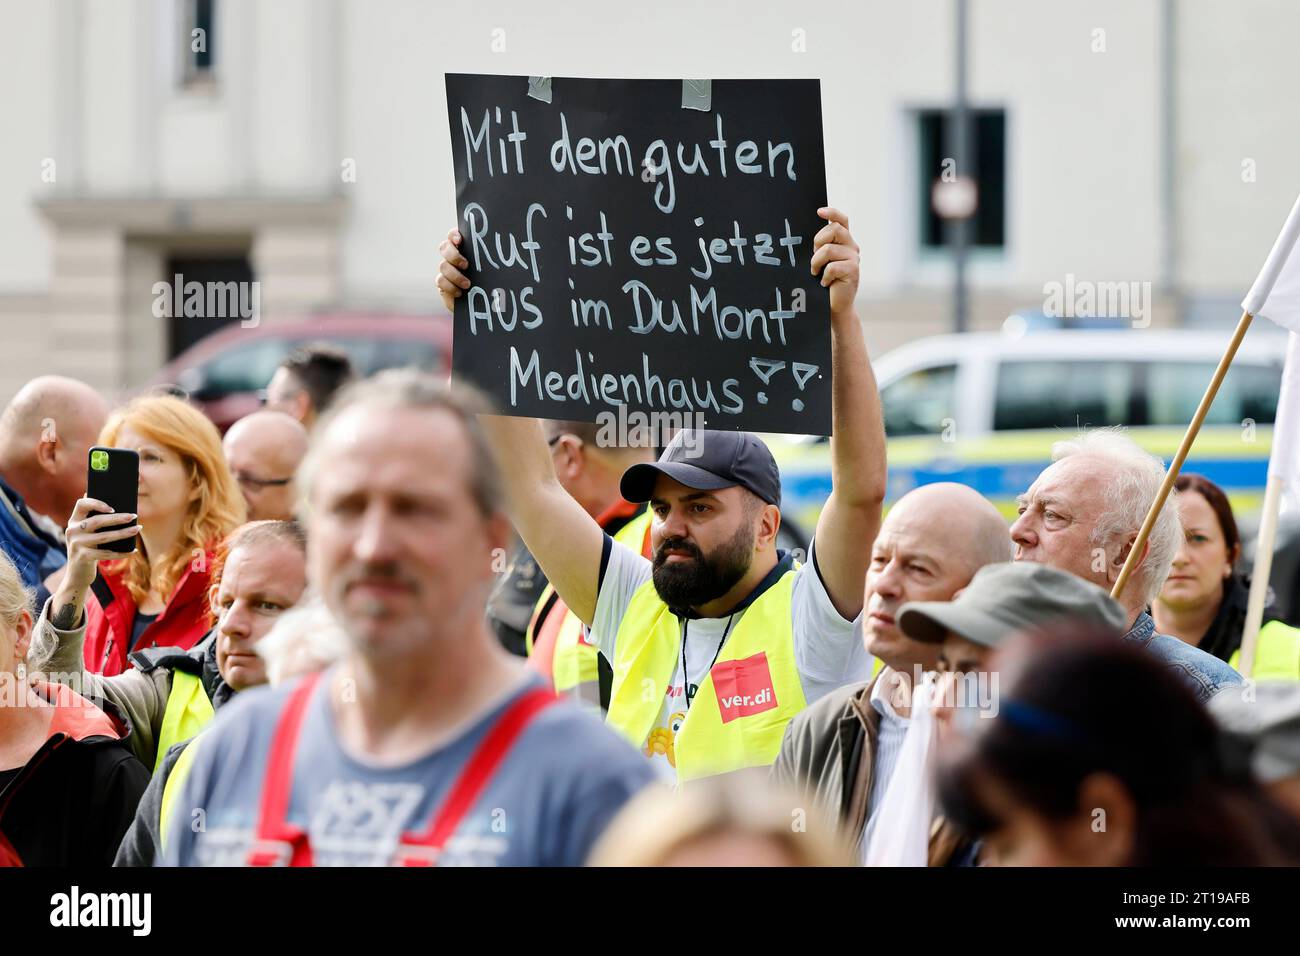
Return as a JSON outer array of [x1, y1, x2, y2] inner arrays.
[[1153, 473, 1300, 678], [44, 394, 245, 676]]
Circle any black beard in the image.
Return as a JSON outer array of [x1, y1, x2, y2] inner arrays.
[[651, 520, 754, 614]]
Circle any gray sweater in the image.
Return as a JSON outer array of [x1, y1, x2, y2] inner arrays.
[[31, 596, 223, 769]]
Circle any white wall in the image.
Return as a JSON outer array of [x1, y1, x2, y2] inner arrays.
[[4, 0, 1300, 334], [336, 0, 1169, 310], [974, 0, 1162, 289], [1176, 0, 1300, 298], [0, 0, 57, 291]]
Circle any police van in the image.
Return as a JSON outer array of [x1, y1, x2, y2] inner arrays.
[[768, 329, 1286, 531]]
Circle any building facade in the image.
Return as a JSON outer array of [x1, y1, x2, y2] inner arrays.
[[1, 0, 1296, 405]]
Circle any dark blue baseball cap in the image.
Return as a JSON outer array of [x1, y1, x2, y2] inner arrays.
[[620, 429, 782, 507]]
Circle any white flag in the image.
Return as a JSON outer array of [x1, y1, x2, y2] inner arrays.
[[1270, 332, 1300, 513], [863, 675, 937, 867], [1243, 195, 1300, 332]]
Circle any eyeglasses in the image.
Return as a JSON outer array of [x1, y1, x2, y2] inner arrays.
[[233, 472, 293, 490]]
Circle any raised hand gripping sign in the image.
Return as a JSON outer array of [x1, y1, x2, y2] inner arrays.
[[444, 73, 832, 435]]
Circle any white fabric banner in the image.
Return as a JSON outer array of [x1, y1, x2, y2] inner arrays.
[[863, 675, 938, 867], [1269, 332, 1300, 513], [1243, 195, 1300, 332]]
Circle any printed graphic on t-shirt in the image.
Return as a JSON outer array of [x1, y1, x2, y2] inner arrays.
[[644, 706, 686, 768], [641, 668, 694, 781], [190, 780, 511, 867], [309, 780, 426, 857]]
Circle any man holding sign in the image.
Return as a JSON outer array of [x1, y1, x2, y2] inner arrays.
[[438, 206, 885, 782]]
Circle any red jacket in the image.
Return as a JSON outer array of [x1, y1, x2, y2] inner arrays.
[[0, 832, 19, 867], [82, 553, 216, 677]]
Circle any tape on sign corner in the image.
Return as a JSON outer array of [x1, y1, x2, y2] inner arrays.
[[681, 79, 712, 111], [527, 76, 553, 104]]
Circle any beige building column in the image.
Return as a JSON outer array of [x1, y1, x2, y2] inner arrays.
[[251, 223, 342, 325], [29, 196, 346, 401], [46, 224, 128, 399]]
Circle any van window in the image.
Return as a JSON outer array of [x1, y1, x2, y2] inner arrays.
[[195, 338, 291, 395], [191, 335, 444, 398], [881, 364, 957, 436], [994, 361, 1137, 431], [1146, 362, 1280, 426], [327, 337, 443, 375]]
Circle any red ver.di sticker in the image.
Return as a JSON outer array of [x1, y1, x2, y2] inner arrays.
[[711, 652, 779, 724]]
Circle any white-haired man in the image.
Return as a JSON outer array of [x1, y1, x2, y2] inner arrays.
[[1011, 429, 1242, 701]]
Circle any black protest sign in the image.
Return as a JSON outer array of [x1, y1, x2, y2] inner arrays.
[[444, 73, 831, 435]]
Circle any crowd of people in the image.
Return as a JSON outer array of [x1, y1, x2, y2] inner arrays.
[[1, 212, 1299, 867]]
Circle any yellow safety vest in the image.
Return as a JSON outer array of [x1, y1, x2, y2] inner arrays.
[[605, 567, 806, 782], [1229, 620, 1300, 680], [155, 670, 215, 772], [159, 736, 202, 854], [528, 509, 654, 696], [550, 593, 599, 692]]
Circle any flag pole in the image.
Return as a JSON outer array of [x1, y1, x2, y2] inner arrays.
[[1236, 330, 1300, 676], [1110, 310, 1255, 602], [1238, 474, 1283, 678]]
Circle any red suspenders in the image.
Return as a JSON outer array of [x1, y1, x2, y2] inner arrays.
[[391, 687, 558, 866], [246, 675, 560, 867], [246, 671, 322, 866]]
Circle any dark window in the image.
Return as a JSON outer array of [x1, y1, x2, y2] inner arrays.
[[183, 0, 215, 82], [881, 364, 957, 437], [320, 337, 445, 376], [1146, 362, 1280, 427], [163, 254, 254, 358], [193, 339, 289, 396], [994, 361, 1138, 431], [918, 109, 1006, 249], [364, 337, 444, 373], [186, 334, 445, 400], [995, 359, 1281, 433]]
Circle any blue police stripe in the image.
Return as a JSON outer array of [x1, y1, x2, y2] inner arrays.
[[780, 456, 1270, 505]]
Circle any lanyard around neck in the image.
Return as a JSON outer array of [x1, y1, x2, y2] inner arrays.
[[681, 612, 736, 710]]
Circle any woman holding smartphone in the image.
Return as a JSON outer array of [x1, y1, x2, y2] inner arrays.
[[46, 394, 245, 676]]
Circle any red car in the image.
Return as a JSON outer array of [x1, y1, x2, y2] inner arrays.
[[154, 313, 453, 431]]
